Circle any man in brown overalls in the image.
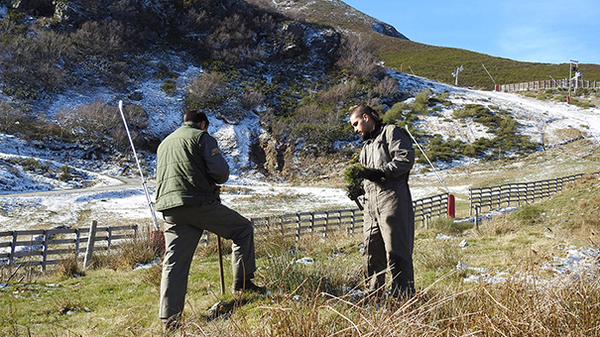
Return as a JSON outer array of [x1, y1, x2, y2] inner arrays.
[[349, 105, 415, 298]]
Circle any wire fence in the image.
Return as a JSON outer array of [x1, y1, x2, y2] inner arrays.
[[250, 193, 450, 239], [499, 79, 599, 92], [469, 171, 600, 215]]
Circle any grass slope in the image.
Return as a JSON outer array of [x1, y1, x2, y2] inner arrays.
[[295, 0, 600, 89]]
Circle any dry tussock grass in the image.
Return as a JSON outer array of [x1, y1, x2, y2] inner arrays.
[[202, 272, 600, 337]]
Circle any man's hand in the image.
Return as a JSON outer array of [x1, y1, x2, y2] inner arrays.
[[360, 168, 385, 182], [347, 184, 364, 200]]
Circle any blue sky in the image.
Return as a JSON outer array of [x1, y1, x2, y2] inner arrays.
[[343, 0, 600, 65]]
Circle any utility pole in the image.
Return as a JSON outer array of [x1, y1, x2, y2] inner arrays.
[[568, 59, 579, 103], [452, 65, 464, 86]]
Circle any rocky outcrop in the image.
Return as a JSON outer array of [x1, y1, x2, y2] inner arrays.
[[372, 21, 409, 40], [277, 21, 340, 60]]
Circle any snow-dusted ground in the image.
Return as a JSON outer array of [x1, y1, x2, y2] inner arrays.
[[1, 70, 599, 234]]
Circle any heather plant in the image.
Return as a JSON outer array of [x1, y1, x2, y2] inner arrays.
[[240, 89, 266, 110], [369, 76, 400, 99], [0, 29, 74, 99], [70, 21, 127, 57], [335, 35, 384, 78], [186, 71, 229, 109], [0, 99, 29, 132], [54, 101, 148, 148]]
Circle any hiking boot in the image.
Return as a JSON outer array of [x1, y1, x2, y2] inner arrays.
[[161, 318, 181, 333], [232, 280, 266, 294]]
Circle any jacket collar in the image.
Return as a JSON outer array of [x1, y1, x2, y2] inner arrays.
[[363, 123, 383, 142], [183, 121, 201, 129]]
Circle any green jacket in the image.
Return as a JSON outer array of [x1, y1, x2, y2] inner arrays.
[[153, 122, 229, 212]]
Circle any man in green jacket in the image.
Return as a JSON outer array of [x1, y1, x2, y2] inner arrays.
[[154, 109, 262, 331], [349, 105, 415, 299]]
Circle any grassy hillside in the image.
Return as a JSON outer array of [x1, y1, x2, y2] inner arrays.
[[285, 0, 600, 89], [377, 37, 600, 89]]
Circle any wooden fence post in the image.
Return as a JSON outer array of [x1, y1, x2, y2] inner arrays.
[[295, 214, 301, 241], [83, 220, 98, 270], [9, 232, 17, 270], [75, 228, 81, 260], [107, 227, 113, 250]]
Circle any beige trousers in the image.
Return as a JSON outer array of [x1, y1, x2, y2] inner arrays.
[[158, 201, 256, 320]]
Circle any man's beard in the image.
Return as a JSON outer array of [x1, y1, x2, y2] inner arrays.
[[361, 123, 380, 141]]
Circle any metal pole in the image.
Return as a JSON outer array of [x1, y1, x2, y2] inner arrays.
[[482, 64, 497, 89], [118, 100, 160, 232], [404, 125, 450, 193]]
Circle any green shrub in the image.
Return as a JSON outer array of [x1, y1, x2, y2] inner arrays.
[[412, 88, 433, 113], [160, 79, 177, 95], [57, 165, 72, 182], [382, 102, 410, 124]]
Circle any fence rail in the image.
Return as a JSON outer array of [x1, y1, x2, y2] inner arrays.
[[0, 224, 138, 271], [469, 172, 600, 215], [1, 192, 449, 272], [251, 193, 449, 239], [500, 79, 599, 92]]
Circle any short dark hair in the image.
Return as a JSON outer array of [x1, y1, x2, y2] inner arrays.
[[184, 109, 209, 128], [350, 105, 382, 123]]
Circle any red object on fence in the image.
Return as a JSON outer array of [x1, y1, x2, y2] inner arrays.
[[447, 194, 455, 218]]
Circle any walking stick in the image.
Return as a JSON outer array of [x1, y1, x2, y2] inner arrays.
[[118, 100, 165, 251], [217, 236, 225, 295]]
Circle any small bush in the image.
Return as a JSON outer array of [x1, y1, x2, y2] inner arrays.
[[160, 79, 177, 95], [55, 100, 148, 147], [382, 102, 411, 125], [70, 21, 127, 57], [240, 89, 265, 110], [57, 165, 72, 182], [186, 71, 228, 109], [412, 88, 434, 113], [370, 76, 399, 99], [0, 29, 74, 98], [0, 100, 29, 132], [335, 36, 384, 78]]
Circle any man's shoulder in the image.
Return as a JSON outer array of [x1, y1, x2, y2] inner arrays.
[[382, 124, 410, 137], [169, 124, 207, 139]]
